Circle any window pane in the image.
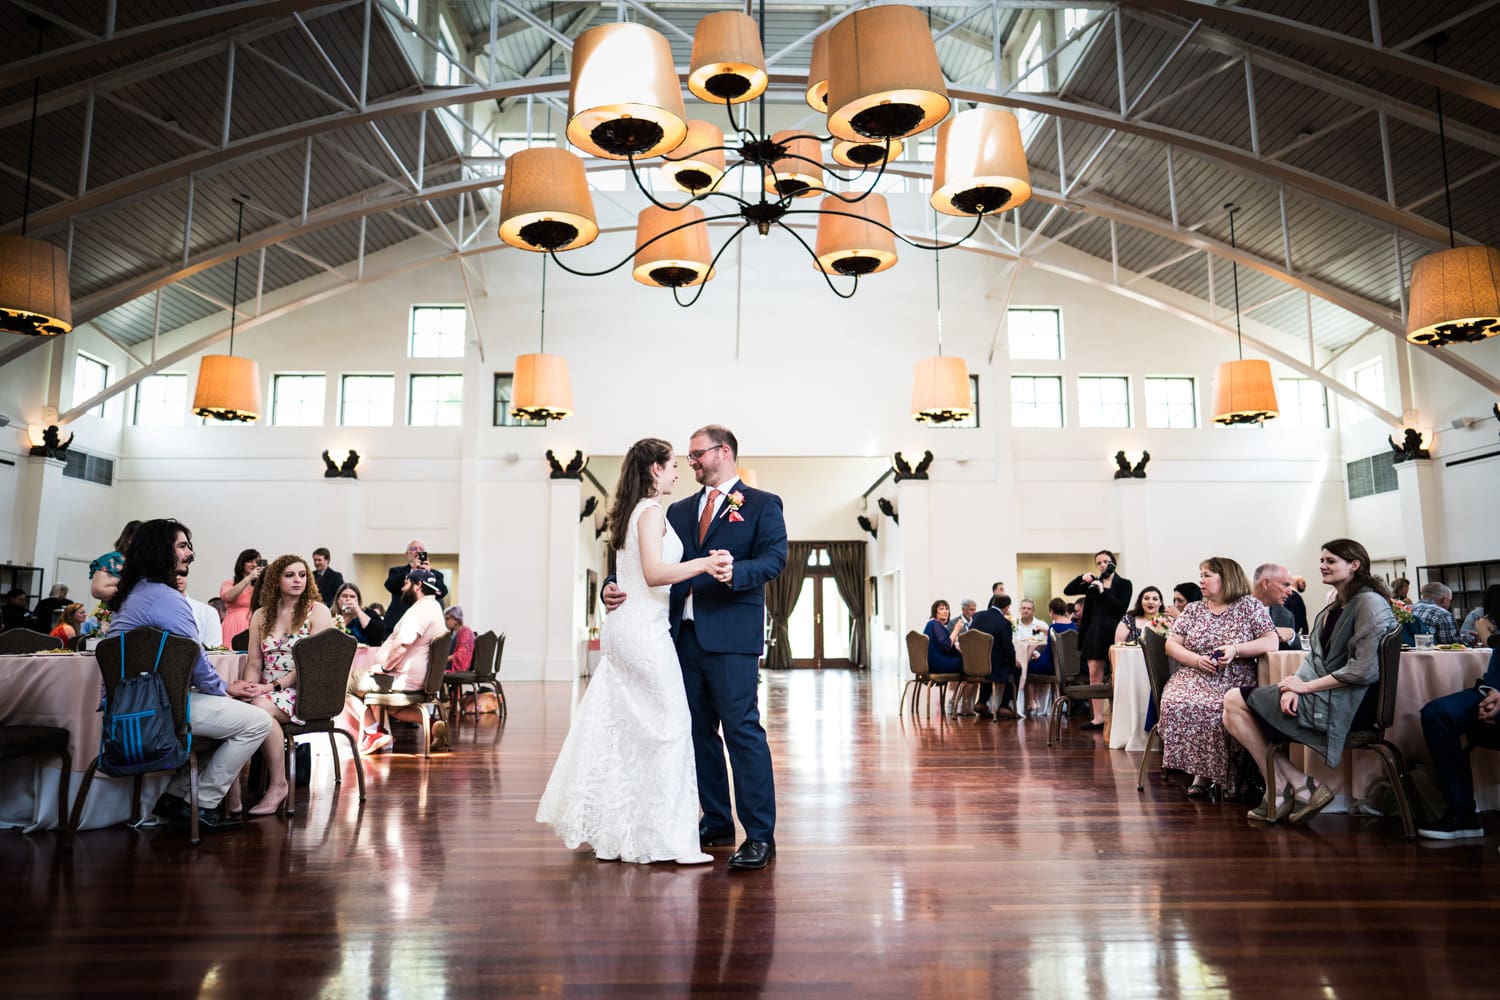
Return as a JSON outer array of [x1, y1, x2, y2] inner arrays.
[[1277, 378, 1328, 429], [1008, 308, 1062, 359], [409, 374, 463, 426], [1344, 360, 1384, 424], [1145, 377, 1196, 428], [133, 374, 187, 426], [1011, 375, 1063, 428], [1078, 376, 1130, 428], [410, 306, 466, 358], [272, 374, 326, 426], [340, 375, 394, 427], [493, 373, 546, 427], [74, 354, 109, 417]]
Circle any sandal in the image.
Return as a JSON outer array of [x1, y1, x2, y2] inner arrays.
[[1247, 782, 1296, 823], [1288, 777, 1335, 825]]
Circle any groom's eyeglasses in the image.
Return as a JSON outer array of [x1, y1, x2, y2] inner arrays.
[[687, 445, 725, 462]]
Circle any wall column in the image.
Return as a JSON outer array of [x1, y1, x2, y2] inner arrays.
[[16, 455, 67, 590], [1395, 458, 1443, 568], [544, 477, 582, 680]]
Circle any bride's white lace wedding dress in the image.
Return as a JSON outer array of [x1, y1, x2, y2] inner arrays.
[[536, 498, 711, 864]]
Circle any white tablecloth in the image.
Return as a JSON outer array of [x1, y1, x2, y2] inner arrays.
[[1107, 644, 1151, 751]]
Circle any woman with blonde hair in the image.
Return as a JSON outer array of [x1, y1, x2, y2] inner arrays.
[[1160, 557, 1279, 801], [234, 554, 334, 817]]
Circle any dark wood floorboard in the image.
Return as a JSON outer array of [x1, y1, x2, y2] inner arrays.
[[3, 670, 1497, 998]]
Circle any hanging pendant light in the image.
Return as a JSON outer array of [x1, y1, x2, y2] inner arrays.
[[511, 257, 573, 422], [814, 194, 897, 276], [660, 120, 727, 195], [931, 108, 1033, 217], [1212, 205, 1278, 426], [1404, 37, 1500, 347], [567, 22, 687, 160], [0, 22, 71, 337], [688, 11, 768, 105], [765, 131, 824, 199], [499, 147, 598, 252], [827, 5, 951, 143], [831, 136, 903, 169], [912, 220, 970, 423], [193, 199, 261, 422], [633, 204, 715, 288], [805, 30, 830, 112]]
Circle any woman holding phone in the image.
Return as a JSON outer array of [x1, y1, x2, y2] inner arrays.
[[1160, 557, 1278, 801], [220, 549, 265, 643]]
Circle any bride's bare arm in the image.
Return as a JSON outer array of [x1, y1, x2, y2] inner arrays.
[[638, 505, 727, 586]]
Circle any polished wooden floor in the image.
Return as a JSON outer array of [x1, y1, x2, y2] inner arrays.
[[4, 670, 1497, 998]]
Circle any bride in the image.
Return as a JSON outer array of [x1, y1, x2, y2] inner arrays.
[[536, 437, 731, 864]]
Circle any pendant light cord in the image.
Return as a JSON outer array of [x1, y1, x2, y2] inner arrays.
[[228, 199, 245, 356], [20, 21, 45, 236], [1227, 205, 1243, 361], [933, 209, 944, 356], [539, 253, 548, 352], [1430, 39, 1456, 249]]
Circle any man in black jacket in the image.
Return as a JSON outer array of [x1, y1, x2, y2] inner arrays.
[[967, 595, 1020, 720], [311, 547, 344, 607], [383, 539, 447, 629]]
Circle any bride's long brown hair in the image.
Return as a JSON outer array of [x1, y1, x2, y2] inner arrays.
[[607, 438, 673, 552]]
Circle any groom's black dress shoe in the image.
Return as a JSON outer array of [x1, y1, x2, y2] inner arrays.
[[728, 839, 774, 870], [699, 824, 736, 849]]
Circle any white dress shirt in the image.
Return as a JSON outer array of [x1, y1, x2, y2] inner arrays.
[[187, 595, 224, 649], [682, 476, 738, 623]]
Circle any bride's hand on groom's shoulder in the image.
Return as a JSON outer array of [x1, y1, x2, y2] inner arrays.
[[601, 581, 627, 613]]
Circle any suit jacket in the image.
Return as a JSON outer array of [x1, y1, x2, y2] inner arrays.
[[966, 607, 1018, 679], [1285, 590, 1309, 636], [1269, 603, 1302, 650], [666, 484, 788, 656], [313, 568, 345, 607], [383, 565, 447, 629]]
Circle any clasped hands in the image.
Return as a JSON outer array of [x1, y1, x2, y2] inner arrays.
[[228, 678, 272, 700], [1477, 688, 1500, 724], [1276, 673, 1314, 717], [600, 549, 734, 612], [1192, 644, 1238, 672]]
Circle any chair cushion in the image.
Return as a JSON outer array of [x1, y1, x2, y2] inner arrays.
[[283, 720, 337, 737], [1062, 683, 1113, 699], [0, 725, 70, 758], [444, 672, 478, 684], [364, 692, 426, 707]]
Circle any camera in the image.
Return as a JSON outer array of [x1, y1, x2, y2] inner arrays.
[[414, 550, 429, 564], [1101, 561, 1116, 579], [255, 558, 268, 569]]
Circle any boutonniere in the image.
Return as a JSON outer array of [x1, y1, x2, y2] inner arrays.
[[726, 491, 746, 522]]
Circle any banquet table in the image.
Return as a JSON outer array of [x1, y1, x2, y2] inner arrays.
[[1014, 640, 1050, 716], [1258, 647, 1499, 812], [1107, 644, 1151, 751]]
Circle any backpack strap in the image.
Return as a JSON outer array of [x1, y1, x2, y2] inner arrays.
[[151, 630, 169, 672]]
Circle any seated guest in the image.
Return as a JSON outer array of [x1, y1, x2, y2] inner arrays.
[[1409, 582, 1459, 645], [967, 595, 1019, 719], [89, 520, 141, 602], [108, 518, 271, 832], [2, 588, 31, 631], [1030, 598, 1077, 676], [1286, 576, 1310, 636], [1014, 599, 1048, 642], [219, 549, 265, 643], [1222, 538, 1397, 825], [349, 569, 450, 754], [311, 547, 345, 608], [176, 572, 223, 649], [333, 582, 388, 645], [955, 599, 978, 635], [1459, 585, 1499, 646], [445, 606, 475, 672], [48, 603, 87, 642], [1168, 582, 1203, 619], [1391, 577, 1411, 603], [1162, 558, 1278, 800], [366, 602, 386, 621], [1253, 563, 1302, 651], [208, 596, 227, 622], [32, 584, 70, 631], [923, 600, 964, 675], [237, 554, 334, 817], [1115, 586, 1166, 645], [1417, 645, 1500, 839]]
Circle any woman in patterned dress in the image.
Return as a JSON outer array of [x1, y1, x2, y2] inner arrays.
[[236, 554, 334, 816], [1160, 558, 1278, 799]]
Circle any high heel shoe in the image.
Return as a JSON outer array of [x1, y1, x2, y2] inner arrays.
[[1288, 777, 1334, 825], [248, 785, 287, 817], [1247, 782, 1295, 823], [1186, 779, 1220, 802]]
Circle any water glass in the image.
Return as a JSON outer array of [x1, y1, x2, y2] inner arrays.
[[1414, 633, 1435, 650]]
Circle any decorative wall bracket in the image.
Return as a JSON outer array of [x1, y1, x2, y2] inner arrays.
[[28, 425, 73, 459], [1388, 428, 1431, 463], [892, 450, 933, 481], [877, 496, 899, 525], [1112, 450, 1150, 479], [321, 449, 359, 478], [547, 449, 588, 479], [856, 514, 878, 540]]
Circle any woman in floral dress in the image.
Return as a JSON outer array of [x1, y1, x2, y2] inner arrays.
[[1160, 557, 1278, 799]]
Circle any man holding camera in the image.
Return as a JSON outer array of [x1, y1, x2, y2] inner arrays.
[[383, 539, 447, 630]]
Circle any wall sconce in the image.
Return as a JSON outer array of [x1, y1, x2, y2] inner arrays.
[[580, 495, 599, 522], [1112, 451, 1149, 479], [547, 449, 587, 479], [877, 497, 899, 525], [856, 514, 878, 540], [1388, 429, 1431, 463], [321, 449, 360, 478], [892, 450, 933, 481], [27, 424, 72, 457]]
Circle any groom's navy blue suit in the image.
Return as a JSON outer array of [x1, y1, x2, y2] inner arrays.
[[667, 482, 787, 845]]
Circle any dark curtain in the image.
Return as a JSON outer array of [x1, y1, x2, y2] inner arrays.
[[763, 542, 813, 669], [826, 541, 868, 668]]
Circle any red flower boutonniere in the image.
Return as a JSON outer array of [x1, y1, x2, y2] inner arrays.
[[726, 491, 746, 522]]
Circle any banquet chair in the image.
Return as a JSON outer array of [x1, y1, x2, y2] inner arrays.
[[489, 632, 508, 722], [283, 628, 364, 816], [0, 724, 69, 837], [1263, 626, 1415, 837], [229, 629, 250, 652], [953, 630, 995, 717], [1046, 629, 1111, 746], [901, 631, 960, 717], [362, 632, 451, 757], [0, 628, 63, 654], [63, 627, 211, 848], [443, 630, 497, 731], [1136, 629, 1178, 791]]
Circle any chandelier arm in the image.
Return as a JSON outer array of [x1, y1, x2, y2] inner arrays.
[[721, 96, 757, 142], [772, 218, 859, 300], [627, 153, 753, 211], [669, 222, 756, 308], [544, 211, 746, 278], [771, 150, 873, 186], [779, 207, 987, 252]]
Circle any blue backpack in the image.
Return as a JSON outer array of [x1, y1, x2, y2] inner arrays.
[[98, 631, 190, 776]]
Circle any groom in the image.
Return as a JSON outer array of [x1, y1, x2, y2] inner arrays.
[[605, 424, 787, 869]]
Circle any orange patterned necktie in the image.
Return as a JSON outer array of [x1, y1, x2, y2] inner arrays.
[[697, 488, 720, 544]]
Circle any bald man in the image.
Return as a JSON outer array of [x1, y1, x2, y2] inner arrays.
[[383, 538, 447, 629]]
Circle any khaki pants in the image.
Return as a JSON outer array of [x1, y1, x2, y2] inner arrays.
[[166, 694, 273, 809]]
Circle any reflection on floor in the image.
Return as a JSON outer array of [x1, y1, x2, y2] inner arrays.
[[5, 670, 1496, 997]]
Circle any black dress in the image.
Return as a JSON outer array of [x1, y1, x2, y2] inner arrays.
[[1064, 573, 1133, 661]]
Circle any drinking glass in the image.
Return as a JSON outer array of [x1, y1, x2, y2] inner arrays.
[[1414, 633, 1435, 650]]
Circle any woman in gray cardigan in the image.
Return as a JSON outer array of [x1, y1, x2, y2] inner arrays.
[[1222, 538, 1397, 825]]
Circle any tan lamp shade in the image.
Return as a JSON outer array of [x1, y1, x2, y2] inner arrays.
[[1211, 359, 1279, 425], [567, 22, 687, 160], [511, 353, 573, 421], [814, 194, 897, 276], [1405, 244, 1500, 346], [0, 235, 72, 336], [911, 356, 972, 423], [736, 467, 758, 488], [633, 204, 715, 288], [766, 130, 824, 199], [831, 136, 903, 168], [661, 120, 727, 194], [688, 11, 768, 105], [805, 30, 830, 111], [193, 355, 262, 422], [498, 147, 599, 252], [827, 5, 950, 142], [931, 108, 1032, 217]]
